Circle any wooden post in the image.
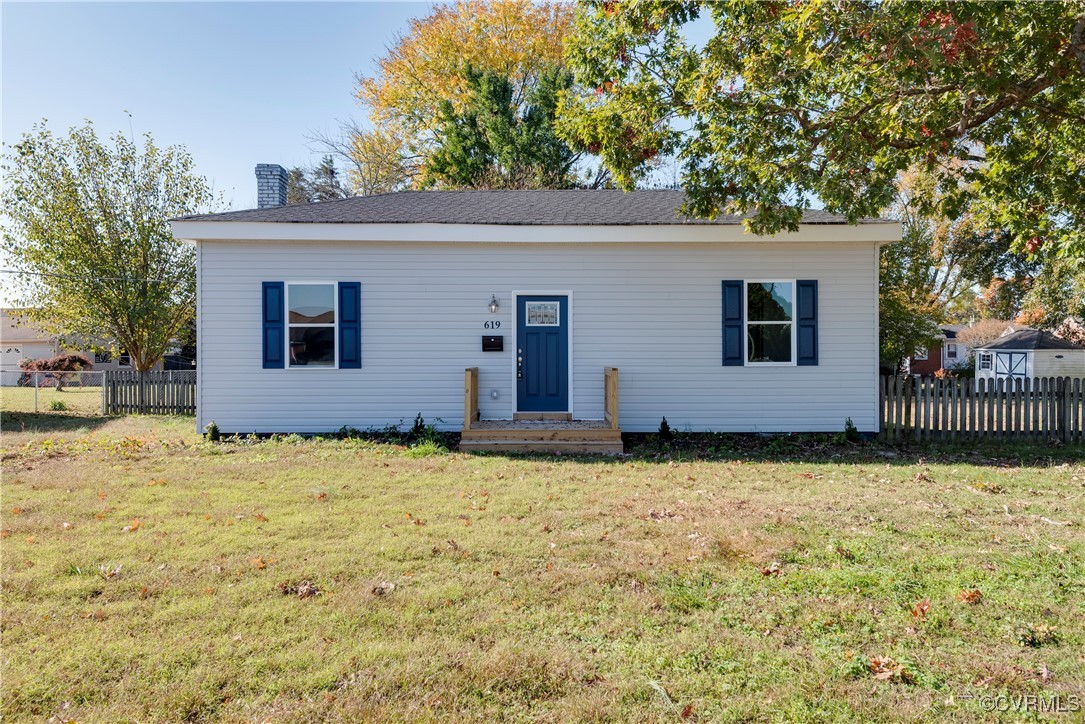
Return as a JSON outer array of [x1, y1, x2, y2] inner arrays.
[[463, 367, 479, 431], [604, 367, 619, 430]]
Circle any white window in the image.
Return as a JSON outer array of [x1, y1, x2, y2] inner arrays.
[[978, 352, 992, 370], [287, 283, 336, 368], [914, 347, 928, 361], [745, 281, 794, 364], [945, 343, 958, 360], [94, 351, 113, 364]]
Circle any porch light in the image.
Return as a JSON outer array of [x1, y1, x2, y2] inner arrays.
[[488, 294, 499, 314]]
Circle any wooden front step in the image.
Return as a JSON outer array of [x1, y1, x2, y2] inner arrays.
[[512, 411, 573, 422], [459, 421, 623, 455]]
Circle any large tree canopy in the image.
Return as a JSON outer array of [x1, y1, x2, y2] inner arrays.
[[1, 121, 214, 371], [560, 1, 1085, 257], [423, 66, 580, 189], [346, 0, 574, 187]]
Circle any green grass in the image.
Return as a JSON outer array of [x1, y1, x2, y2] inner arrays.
[[1, 385, 104, 416], [2, 416, 1083, 721]]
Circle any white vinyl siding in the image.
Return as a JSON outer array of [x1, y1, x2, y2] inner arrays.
[[197, 240, 880, 433]]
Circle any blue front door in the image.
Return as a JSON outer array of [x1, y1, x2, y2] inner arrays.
[[516, 295, 569, 412]]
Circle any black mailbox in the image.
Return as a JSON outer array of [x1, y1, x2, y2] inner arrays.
[[482, 335, 503, 351]]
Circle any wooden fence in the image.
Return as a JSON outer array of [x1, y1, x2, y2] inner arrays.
[[102, 370, 197, 415], [880, 376, 1084, 444]]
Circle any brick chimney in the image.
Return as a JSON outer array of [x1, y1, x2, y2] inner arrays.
[[255, 164, 287, 208]]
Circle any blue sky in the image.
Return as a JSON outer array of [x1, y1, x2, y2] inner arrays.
[[2, 1, 430, 210]]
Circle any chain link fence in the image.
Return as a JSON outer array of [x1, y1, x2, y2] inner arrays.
[[2, 369, 196, 415]]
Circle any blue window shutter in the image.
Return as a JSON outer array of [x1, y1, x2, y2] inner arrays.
[[796, 279, 818, 366], [722, 280, 744, 366], [339, 282, 361, 368], [262, 282, 285, 369]]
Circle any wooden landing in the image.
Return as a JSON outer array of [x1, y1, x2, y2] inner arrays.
[[459, 420, 623, 455]]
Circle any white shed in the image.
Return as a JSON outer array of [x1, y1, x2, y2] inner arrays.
[[974, 329, 1085, 382], [171, 166, 901, 447]]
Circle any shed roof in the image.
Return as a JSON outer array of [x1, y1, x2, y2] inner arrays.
[[976, 329, 1083, 351], [175, 189, 894, 226]]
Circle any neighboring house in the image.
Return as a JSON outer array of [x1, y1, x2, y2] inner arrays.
[[170, 164, 901, 439], [0, 308, 162, 381], [974, 329, 1085, 383], [906, 324, 974, 376], [906, 322, 1026, 376], [1, 308, 61, 373]]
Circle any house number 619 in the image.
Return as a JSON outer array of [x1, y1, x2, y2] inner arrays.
[[484, 320, 501, 329]]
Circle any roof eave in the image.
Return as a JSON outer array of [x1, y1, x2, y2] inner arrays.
[[170, 220, 902, 244]]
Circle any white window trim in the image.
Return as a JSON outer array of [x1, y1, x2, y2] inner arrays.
[[945, 343, 958, 360], [978, 352, 992, 370], [286, 281, 338, 370], [914, 347, 928, 361], [744, 279, 797, 366]]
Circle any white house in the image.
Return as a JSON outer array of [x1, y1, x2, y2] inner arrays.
[[170, 164, 900, 447], [0, 308, 160, 384], [974, 329, 1085, 382]]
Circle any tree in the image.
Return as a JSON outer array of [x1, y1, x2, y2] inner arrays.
[[423, 66, 580, 189], [286, 167, 310, 205], [879, 221, 944, 371], [286, 156, 351, 204], [2, 120, 215, 372], [956, 318, 1017, 349], [349, 0, 574, 185], [19, 353, 91, 392], [560, 1, 1085, 258], [308, 156, 349, 201]]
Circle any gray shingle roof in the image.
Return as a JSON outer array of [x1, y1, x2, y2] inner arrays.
[[175, 190, 894, 225], [977, 329, 1083, 351]]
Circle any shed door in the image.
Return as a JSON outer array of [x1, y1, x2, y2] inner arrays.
[[516, 295, 568, 412], [994, 352, 1028, 379]]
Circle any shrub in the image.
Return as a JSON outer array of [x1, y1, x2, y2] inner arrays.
[[48, 399, 68, 411], [19, 353, 92, 392], [843, 417, 861, 443], [657, 416, 673, 443], [410, 413, 427, 439], [203, 420, 221, 442]]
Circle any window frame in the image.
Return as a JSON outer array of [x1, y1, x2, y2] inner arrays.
[[743, 279, 797, 366], [285, 281, 339, 370], [914, 347, 928, 361], [945, 343, 958, 360], [978, 352, 992, 370]]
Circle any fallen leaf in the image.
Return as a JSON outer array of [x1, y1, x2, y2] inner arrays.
[[760, 561, 782, 576], [122, 518, 142, 533], [957, 589, 982, 605], [252, 557, 268, 570], [912, 599, 932, 620]]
